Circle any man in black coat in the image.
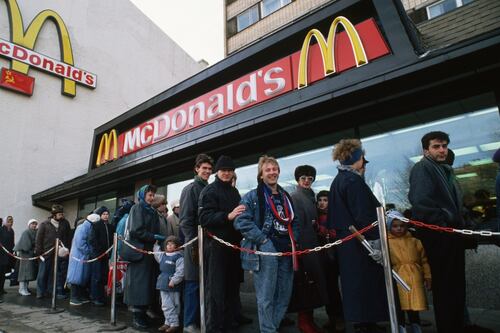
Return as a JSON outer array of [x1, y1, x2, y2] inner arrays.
[[179, 153, 213, 333], [198, 155, 246, 333], [409, 131, 466, 333], [0, 217, 8, 300]]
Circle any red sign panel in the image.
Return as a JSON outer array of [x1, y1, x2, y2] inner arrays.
[[0, 67, 35, 95]]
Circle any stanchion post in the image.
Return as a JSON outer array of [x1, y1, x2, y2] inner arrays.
[[110, 233, 118, 325], [198, 226, 206, 333], [51, 238, 60, 310], [377, 207, 399, 333]]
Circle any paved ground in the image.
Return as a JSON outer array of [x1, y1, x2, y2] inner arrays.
[[0, 284, 499, 332]]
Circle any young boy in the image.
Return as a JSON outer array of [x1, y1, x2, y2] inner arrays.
[[154, 236, 184, 332]]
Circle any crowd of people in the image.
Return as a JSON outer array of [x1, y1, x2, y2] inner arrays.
[[0, 131, 499, 333]]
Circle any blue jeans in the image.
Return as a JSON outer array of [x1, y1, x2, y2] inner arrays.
[[37, 256, 68, 296], [253, 240, 294, 333], [183, 280, 200, 327]]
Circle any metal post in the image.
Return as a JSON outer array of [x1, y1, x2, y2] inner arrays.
[[51, 238, 59, 310], [198, 226, 206, 333], [377, 207, 399, 333], [110, 233, 118, 325]]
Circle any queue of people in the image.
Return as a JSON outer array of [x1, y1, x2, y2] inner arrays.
[[0, 131, 498, 333]]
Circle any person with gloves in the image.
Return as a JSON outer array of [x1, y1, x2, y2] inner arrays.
[[123, 184, 165, 329], [327, 139, 388, 333]]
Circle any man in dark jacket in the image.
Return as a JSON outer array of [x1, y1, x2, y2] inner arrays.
[[290, 165, 328, 333], [0, 217, 9, 299], [35, 204, 72, 299], [179, 153, 213, 333], [409, 131, 466, 333], [198, 155, 246, 333]]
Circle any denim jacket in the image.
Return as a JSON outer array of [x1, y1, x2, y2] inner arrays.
[[234, 184, 300, 271]]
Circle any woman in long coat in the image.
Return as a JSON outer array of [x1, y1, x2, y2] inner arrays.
[[123, 185, 161, 330], [328, 139, 388, 333], [67, 214, 97, 305], [13, 219, 38, 296]]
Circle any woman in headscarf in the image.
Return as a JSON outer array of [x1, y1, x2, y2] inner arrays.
[[13, 219, 38, 296], [123, 185, 164, 330]]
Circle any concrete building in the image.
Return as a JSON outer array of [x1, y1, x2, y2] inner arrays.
[[0, 0, 205, 236]]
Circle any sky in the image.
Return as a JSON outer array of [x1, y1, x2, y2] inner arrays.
[[130, 0, 225, 66]]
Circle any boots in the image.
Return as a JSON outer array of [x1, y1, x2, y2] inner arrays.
[[18, 281, 31, 296], [298, 311, 322, 333], [133, 311, 149, 330], [410, 324, 422, 333], [399, 325, 407, 333]]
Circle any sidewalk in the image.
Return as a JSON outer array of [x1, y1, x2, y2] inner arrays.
[[0, 284, 499, 332]]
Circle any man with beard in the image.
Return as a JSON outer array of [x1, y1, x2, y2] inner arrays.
[[179, 153, 214, 333], [198, 156, 246, 332], [35, 204, 71, 299]]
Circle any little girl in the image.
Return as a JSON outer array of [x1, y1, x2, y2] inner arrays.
[[154, 235, 184, 333], [387, 210, 431, 333]]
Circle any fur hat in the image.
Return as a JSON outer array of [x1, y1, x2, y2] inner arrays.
[[93, 206, 109, 216], [51, 204, 64, 215], [294, 165, 316, 182], [215, 155, 235, 172], [165, 235, 182, 248], [28, 219, 38, 227]]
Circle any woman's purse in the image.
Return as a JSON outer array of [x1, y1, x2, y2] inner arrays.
[[119, 215, 144, 262]]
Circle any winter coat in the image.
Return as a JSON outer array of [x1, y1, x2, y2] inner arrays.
[[234, 183, 300, 272], [89, 220, 114, 258], [158, 213, 175, 245], [67, 220, 93, 286], [199, 176, 242, 244], [35, 218, 72, 257], [327, 169, 388, 322], [123, 203, 160, 306], [290, 186, 329, 309], [409, 156, 464, 228], [0, 227, 10, 266], [388, 232, 431, 311], [179, 177, 207, 281], [13, 228, 37, 281], [167, 213, 182, 241]]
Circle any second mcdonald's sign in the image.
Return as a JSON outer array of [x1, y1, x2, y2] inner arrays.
[[95, 16, 390, 168]]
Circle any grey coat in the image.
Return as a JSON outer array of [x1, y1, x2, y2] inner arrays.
[[290, 187, 329, 309], [13, 228, 37, 281], [179, 177, 207, 281]]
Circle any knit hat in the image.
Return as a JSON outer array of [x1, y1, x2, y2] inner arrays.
[[215, 155, 235, 172], [171, 200, 180, 208], [27, 219, 38, 227], [386, 210, 405, 230], [51, 204, 64, 215], [86, 213, 100, 223], [93, 206, 109, 216], [166, 235, 182, 248], [294, 165, 316, 182]]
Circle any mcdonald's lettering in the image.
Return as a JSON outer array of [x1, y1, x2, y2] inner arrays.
[[0, 0, 97, 97], [96, 130, 119, 166], [93, 17, 390, 167]]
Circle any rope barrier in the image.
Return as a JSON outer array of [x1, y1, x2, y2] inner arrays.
[[0, 243, 55, 261], [386, 213, 500, 237], [120, 236, 198, 255], [71, 245, 114, 263], [207, 221, 379, 256]]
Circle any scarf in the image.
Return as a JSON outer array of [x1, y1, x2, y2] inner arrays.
[[194, 175, 208, 186], [137, 184, 155, 213], [50, 218, 60, 230], [337, 164, 364, 177]]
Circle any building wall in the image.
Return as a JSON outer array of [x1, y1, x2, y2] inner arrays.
[[226, 0, 334, 54], [0, 0, 204, 238]]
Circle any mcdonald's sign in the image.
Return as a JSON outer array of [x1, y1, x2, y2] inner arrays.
[[92, 16, 390, 168], [0, 0, 97, 97], [96, 129, 119, 167]]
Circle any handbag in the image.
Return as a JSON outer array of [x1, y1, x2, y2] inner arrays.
[[119, 215, 144, 262]]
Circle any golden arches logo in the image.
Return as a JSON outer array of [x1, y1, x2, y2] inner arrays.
[[297, 16, 368, 89], [5, 0, 76, 96], [96, 130, 118, 167]]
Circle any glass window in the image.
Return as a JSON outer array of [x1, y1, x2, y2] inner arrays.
[[236, 5, 259, 32], [427, 0, 472, 19], [261, 0, 292, 18]]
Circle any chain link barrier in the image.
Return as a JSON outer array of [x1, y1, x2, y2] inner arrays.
[[386, 212, 500, 237], [120, 235, 198, 256], [0, 243, 55, 261]]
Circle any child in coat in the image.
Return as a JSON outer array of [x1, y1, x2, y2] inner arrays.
[[387, 210, 431, 333], [154, 235, 184, 333]]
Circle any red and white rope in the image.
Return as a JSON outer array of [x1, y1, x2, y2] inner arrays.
[[120, 236, 198, 255], [1, 243, 54, 261], [71, 245, 114, 263]]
